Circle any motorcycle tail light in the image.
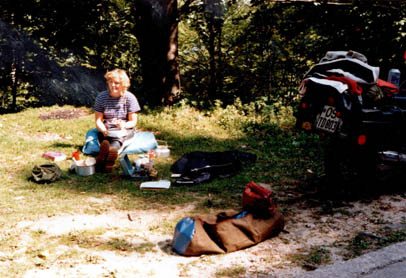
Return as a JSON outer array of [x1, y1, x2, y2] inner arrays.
[[358, 135, 367, 145], [301, 102, 307, 109], [327, 97, 335, 106]]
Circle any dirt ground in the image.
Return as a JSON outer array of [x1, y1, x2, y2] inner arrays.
[[14, 187, 406, 278], [39, 108, 92, 121]]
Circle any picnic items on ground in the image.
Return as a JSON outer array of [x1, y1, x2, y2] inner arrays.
[[155, 140, 170, 158], [156, 147, 170, 158], [42, 151, 67, 162], [172, 182, 285, 256], [120, 154, 158, 180], [31, 163, 62, 183], [170, 151, 257, 185], [140, 180, 171, 190], [71, 151, 81, 161], [120, 154, 137, 177], [72, 157, 96, 176]]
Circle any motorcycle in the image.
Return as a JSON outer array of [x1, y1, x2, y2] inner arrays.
[[294, 51, 406, 191]]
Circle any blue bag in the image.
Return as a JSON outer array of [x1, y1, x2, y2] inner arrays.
[[82, 128, 100, 155], [172, 217, 196, 255]]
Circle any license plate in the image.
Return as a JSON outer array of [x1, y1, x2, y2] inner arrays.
[[315, 105, 342, 133]]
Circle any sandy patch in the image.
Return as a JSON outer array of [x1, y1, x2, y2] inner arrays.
[[9, 192, 406, 278]]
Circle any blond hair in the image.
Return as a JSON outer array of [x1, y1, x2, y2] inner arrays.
[[104, 69, 131, 96]]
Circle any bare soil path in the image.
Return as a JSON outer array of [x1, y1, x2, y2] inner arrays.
[[12, 190, 406, 278]]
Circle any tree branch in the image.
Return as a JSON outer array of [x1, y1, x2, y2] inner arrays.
[[266, 0, 352, 4], [179, 0, 197, 17], [266, 0, 403, 8]]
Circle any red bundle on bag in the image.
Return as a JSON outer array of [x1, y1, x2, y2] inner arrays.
[[242, 181, 276, 217]]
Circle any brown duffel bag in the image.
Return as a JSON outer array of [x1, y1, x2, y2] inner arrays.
[[173, 209, 285, 256]]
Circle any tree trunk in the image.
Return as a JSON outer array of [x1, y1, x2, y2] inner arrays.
[[205, 0, 224, 102], [208, 18, 217, 101], [133, 0, 180, 106], [11, 63, 17, 112]]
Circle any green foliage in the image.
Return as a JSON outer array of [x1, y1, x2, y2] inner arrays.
[[0, 0, 141, 111], [345, 228, 406, 259], [180, 0, 406, 108], [346, 232, 373, 258], [378, 229, 406, 247], [291, 246, 332, 269], [209, 97, 296, 136], [2, 0, 406, 112], [179, 1, 314, 106], [215, 265, 246, 277]]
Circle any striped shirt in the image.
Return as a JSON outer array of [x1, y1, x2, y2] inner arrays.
[[94, 90, 140, 129]]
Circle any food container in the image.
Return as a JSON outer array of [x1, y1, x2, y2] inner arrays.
[[156, 146, 170, 158], [135, 156, 150, 171], [156, 140, 170, 158], [107, 128, 127, 138], [74, 157, 96, 176]]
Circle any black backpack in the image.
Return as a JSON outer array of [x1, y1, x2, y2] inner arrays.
[[170, 151, 256, 185]]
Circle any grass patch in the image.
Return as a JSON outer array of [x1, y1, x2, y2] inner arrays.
[[0, 102, 324, 277], [58, 230, 156, 254], [107, 239, 156, 254], [0, 103, 321, 215], [215, 265, 247, 277], [345, 228, 406, 259], [290, 246, 332, 270]]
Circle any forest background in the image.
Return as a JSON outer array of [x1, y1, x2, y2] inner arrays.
[[0, 0, 406, 114]]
